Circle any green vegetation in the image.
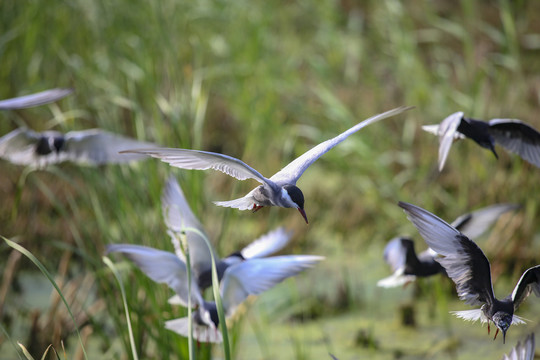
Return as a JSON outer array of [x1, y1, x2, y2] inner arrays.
[[1, 0, 540, 359]]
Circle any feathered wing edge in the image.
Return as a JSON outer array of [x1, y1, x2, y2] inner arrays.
[[398, 201, 495, 306], [451, 309, 488, 324], [377, 272, 417, 288], [511, 265, 540, 311], [502, 333, 536, 360], [451, 309, 527, 326], [269, 106, 413, 184], [165, 317, 223, 343], [240, 227, 292, 259], [214, 196, 256, 211], [0, 88, 73, 110], [437, 112, 464, 171]]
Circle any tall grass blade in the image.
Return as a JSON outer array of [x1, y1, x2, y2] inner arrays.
[[17, 342, 35, 360], [0, 322, 23, 360], [165, 211, 195, 360], [183, 227, 231, 360], [39, 344, 58, 360], [2, 237, 88, 360], [102, 256, 139, 360]]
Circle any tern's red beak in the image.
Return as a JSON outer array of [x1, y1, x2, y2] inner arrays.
[[298, 208, 308, 224]]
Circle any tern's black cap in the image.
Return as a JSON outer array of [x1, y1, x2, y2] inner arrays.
[[283, 184, 304, 209]]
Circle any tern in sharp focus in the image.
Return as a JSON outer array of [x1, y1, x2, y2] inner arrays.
[[0, 127, 156, 167], [399, 201, 540, 343], [106, 244, 323, 343], [423, 112, 540, 171], [0, 88, 73, 110], [162, 175, 292, 290], [122, 106, 412, 223], [378, 203, 520, 288]]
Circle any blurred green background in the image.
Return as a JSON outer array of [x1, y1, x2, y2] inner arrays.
[[1, 0, 540, 359]]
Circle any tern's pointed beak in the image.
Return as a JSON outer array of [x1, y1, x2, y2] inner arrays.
[[502, 329, 507, 344], [298, 208, 308, 224]]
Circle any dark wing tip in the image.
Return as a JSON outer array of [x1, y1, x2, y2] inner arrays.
[[398, 201, 416, 212]]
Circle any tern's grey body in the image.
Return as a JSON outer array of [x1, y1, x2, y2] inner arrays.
[[0, 88, 73, 110], [106, 244, 323, 343], [0, 127, 155, 167], [162, 176, 293, 290], [123, 106, 412, 223], [423, 112, 540, 170], [399, 202, 540, 343], [378, 203, 520, 288]]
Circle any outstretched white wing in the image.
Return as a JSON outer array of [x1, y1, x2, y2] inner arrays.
[[121, 148, 277, 189], [161, 176, 217, 275], [0, 128, 44, 165], [451, 203, 520, 240], [220, 255, 324, 316], [269, 106, 412, 185], [106, 244, 203, 307], [0, 88, 73, 110], [64, 129, 155, 165], [240, 227, 292, 259]]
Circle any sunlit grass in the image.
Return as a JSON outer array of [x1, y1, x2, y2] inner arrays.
[[2, 237, 88, 360]]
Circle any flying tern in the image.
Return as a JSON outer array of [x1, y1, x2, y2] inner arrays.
[[399, 201, 540, 343], [106, 243, 323, 343], [0, 127, 155, 167], [378, 203, 520, 288], [423, 112, 540, 171], [122, 106, 412, 223]]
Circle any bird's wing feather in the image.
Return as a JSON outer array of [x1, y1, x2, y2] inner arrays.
[[422, 124, 465, 139], [437, 112, 463, 171], [399, 202, 495, 306], [121, 148, 276, 188], [240, 227, 292, 259], [451, 309, 488, 324], [377, 273, 417, 288], [451, 203, 520, 240], [106, 244, 203, 306], [64, 129, 155, 165], [382, 237, 410, 273], [213, 195, 257, 211], [161, 176, 216, 275], [0, 128, 44, 165], [0, 88, 73, 110], [502, 333, 535, 360], [167, 294, 190, 307], [488, 119, 540, 168], [165, 317, 223, 343], [511, 265, 540, 311], [269, 106, 412, 184], [220, 255, 323, 316]]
